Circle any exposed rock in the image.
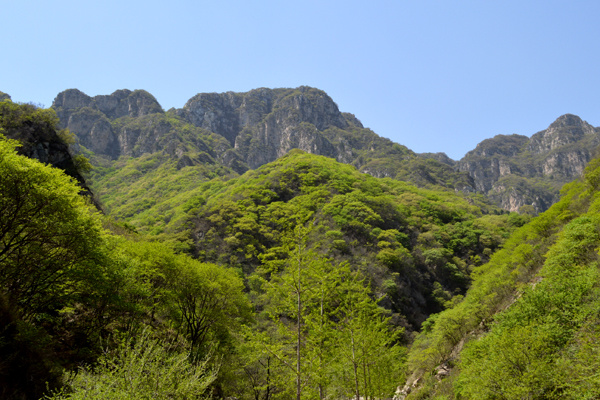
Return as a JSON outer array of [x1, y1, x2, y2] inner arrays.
[[458, 115, 600, 213], [180, 86, 347, 167], [527, 114, 596, 153], [52, 89, 164, 158], [65, 107, 119, 156], [49, 86, 483, 194]]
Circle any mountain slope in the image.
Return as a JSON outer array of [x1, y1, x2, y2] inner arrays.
[[0, 98, 92, 196], [173, 150, 521, 330], [54, 87, 600, 217], [402, 153, 600, 399]]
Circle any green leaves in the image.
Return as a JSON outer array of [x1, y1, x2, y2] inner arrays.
[[46, 331, 217, 400], [243, 229, 406, 399], [0, 135, 105, 318]]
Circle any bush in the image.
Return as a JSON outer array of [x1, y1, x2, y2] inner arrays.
[[47, 331, 217, 400]]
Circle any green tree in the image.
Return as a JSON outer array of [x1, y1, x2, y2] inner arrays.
[[248, 227, 405, 399], [46, 330, 217, 400], [0, 135, 105, 318], [169, 260, 252, 358]]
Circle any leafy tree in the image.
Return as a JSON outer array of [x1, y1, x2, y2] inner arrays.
[[0, 135, 106, 318], [169, 260, 252, 357], [46, 331, 216, 400], [246, 228, 405, 399], [0, 134, 116, 398]]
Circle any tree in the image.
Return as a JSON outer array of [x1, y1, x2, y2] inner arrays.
[[46, 330, 217, 400], [246, 227, 406, 399], [169, 259, 252, 358], [0, 134, 113, 398], [0, 134, 105, 319]]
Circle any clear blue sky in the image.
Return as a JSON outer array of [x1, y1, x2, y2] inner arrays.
[[2, 0, 600, 160]]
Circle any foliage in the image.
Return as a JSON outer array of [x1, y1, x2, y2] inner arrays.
[[405, 154, 600, 399], [238, 228, 406, 399], [188, 151, 516, 330], [0, 133, 250, 397], [455, 215, 600, 399], [0, 135, 106, 318], [46, 330, 217, 400], [88, 151, 235, 237]]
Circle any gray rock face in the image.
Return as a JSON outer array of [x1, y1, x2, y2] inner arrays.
[[528, 114, 596, 153], [458, 114, 600, 212], [53, 89, 164, 158], [178, 86, 348, 167]]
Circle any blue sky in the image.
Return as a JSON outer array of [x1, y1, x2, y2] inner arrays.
[[2, 0, 600, 159]]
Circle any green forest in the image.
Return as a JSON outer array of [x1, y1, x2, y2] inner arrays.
[[2, 98, 600, 399]]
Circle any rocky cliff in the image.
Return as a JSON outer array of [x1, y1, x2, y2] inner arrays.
[[52, 87, 476, 192], [458, 114, 600, 212]]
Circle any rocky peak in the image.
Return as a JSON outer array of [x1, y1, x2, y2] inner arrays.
[[528, 114, 596, 153], [181, 92, 243, 145], [49, 86, 481, 194], [464, 134, 529, 159], [548, 113, 591, 130], [94, 89, 163, 119], [179, 86, 348, 147], [52, 89, 93, 110], [53, 89, 163, 118], [0, 91, 11, 101], [458, 114, 600, 213], [51, 89, 165, 159], [271, 86, 348, 131]]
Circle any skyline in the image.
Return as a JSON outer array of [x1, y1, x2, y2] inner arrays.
[[2, 0, 600, 160]]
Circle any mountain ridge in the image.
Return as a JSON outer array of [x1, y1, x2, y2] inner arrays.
[[52, 86, 477, 193], [7, 87, 600, 214]]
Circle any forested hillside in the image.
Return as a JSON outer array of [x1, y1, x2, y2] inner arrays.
[[0, 99, 523, 399], [402, 145, 600, 399], [3, 91, 600, 400]]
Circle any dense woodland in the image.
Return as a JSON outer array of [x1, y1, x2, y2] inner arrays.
[[2, 96, 600, 399]]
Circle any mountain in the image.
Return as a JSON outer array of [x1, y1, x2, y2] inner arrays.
[[52, 86, 476, 192], [0, 98, 521, 399], [4, 88, 600, 398], [175, 150, 522, 330], [458, 114, 600, 213], [53, 87, 600, 217]]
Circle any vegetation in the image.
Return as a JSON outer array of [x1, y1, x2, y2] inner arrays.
[[4, 97, 600, 399], [404, 147, 600, 399]]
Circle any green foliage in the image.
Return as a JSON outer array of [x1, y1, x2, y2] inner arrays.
[[0, 134, 116, 398], [188, 151, 515, 329], [0, 135, 105, 318], [88, 151, 234, 236], [406, 154, 600, 399], [455, 215, 600, 399], [0, 100, 60, 137], [47, 331, 216, 400], [239, 229, 406, 399]]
